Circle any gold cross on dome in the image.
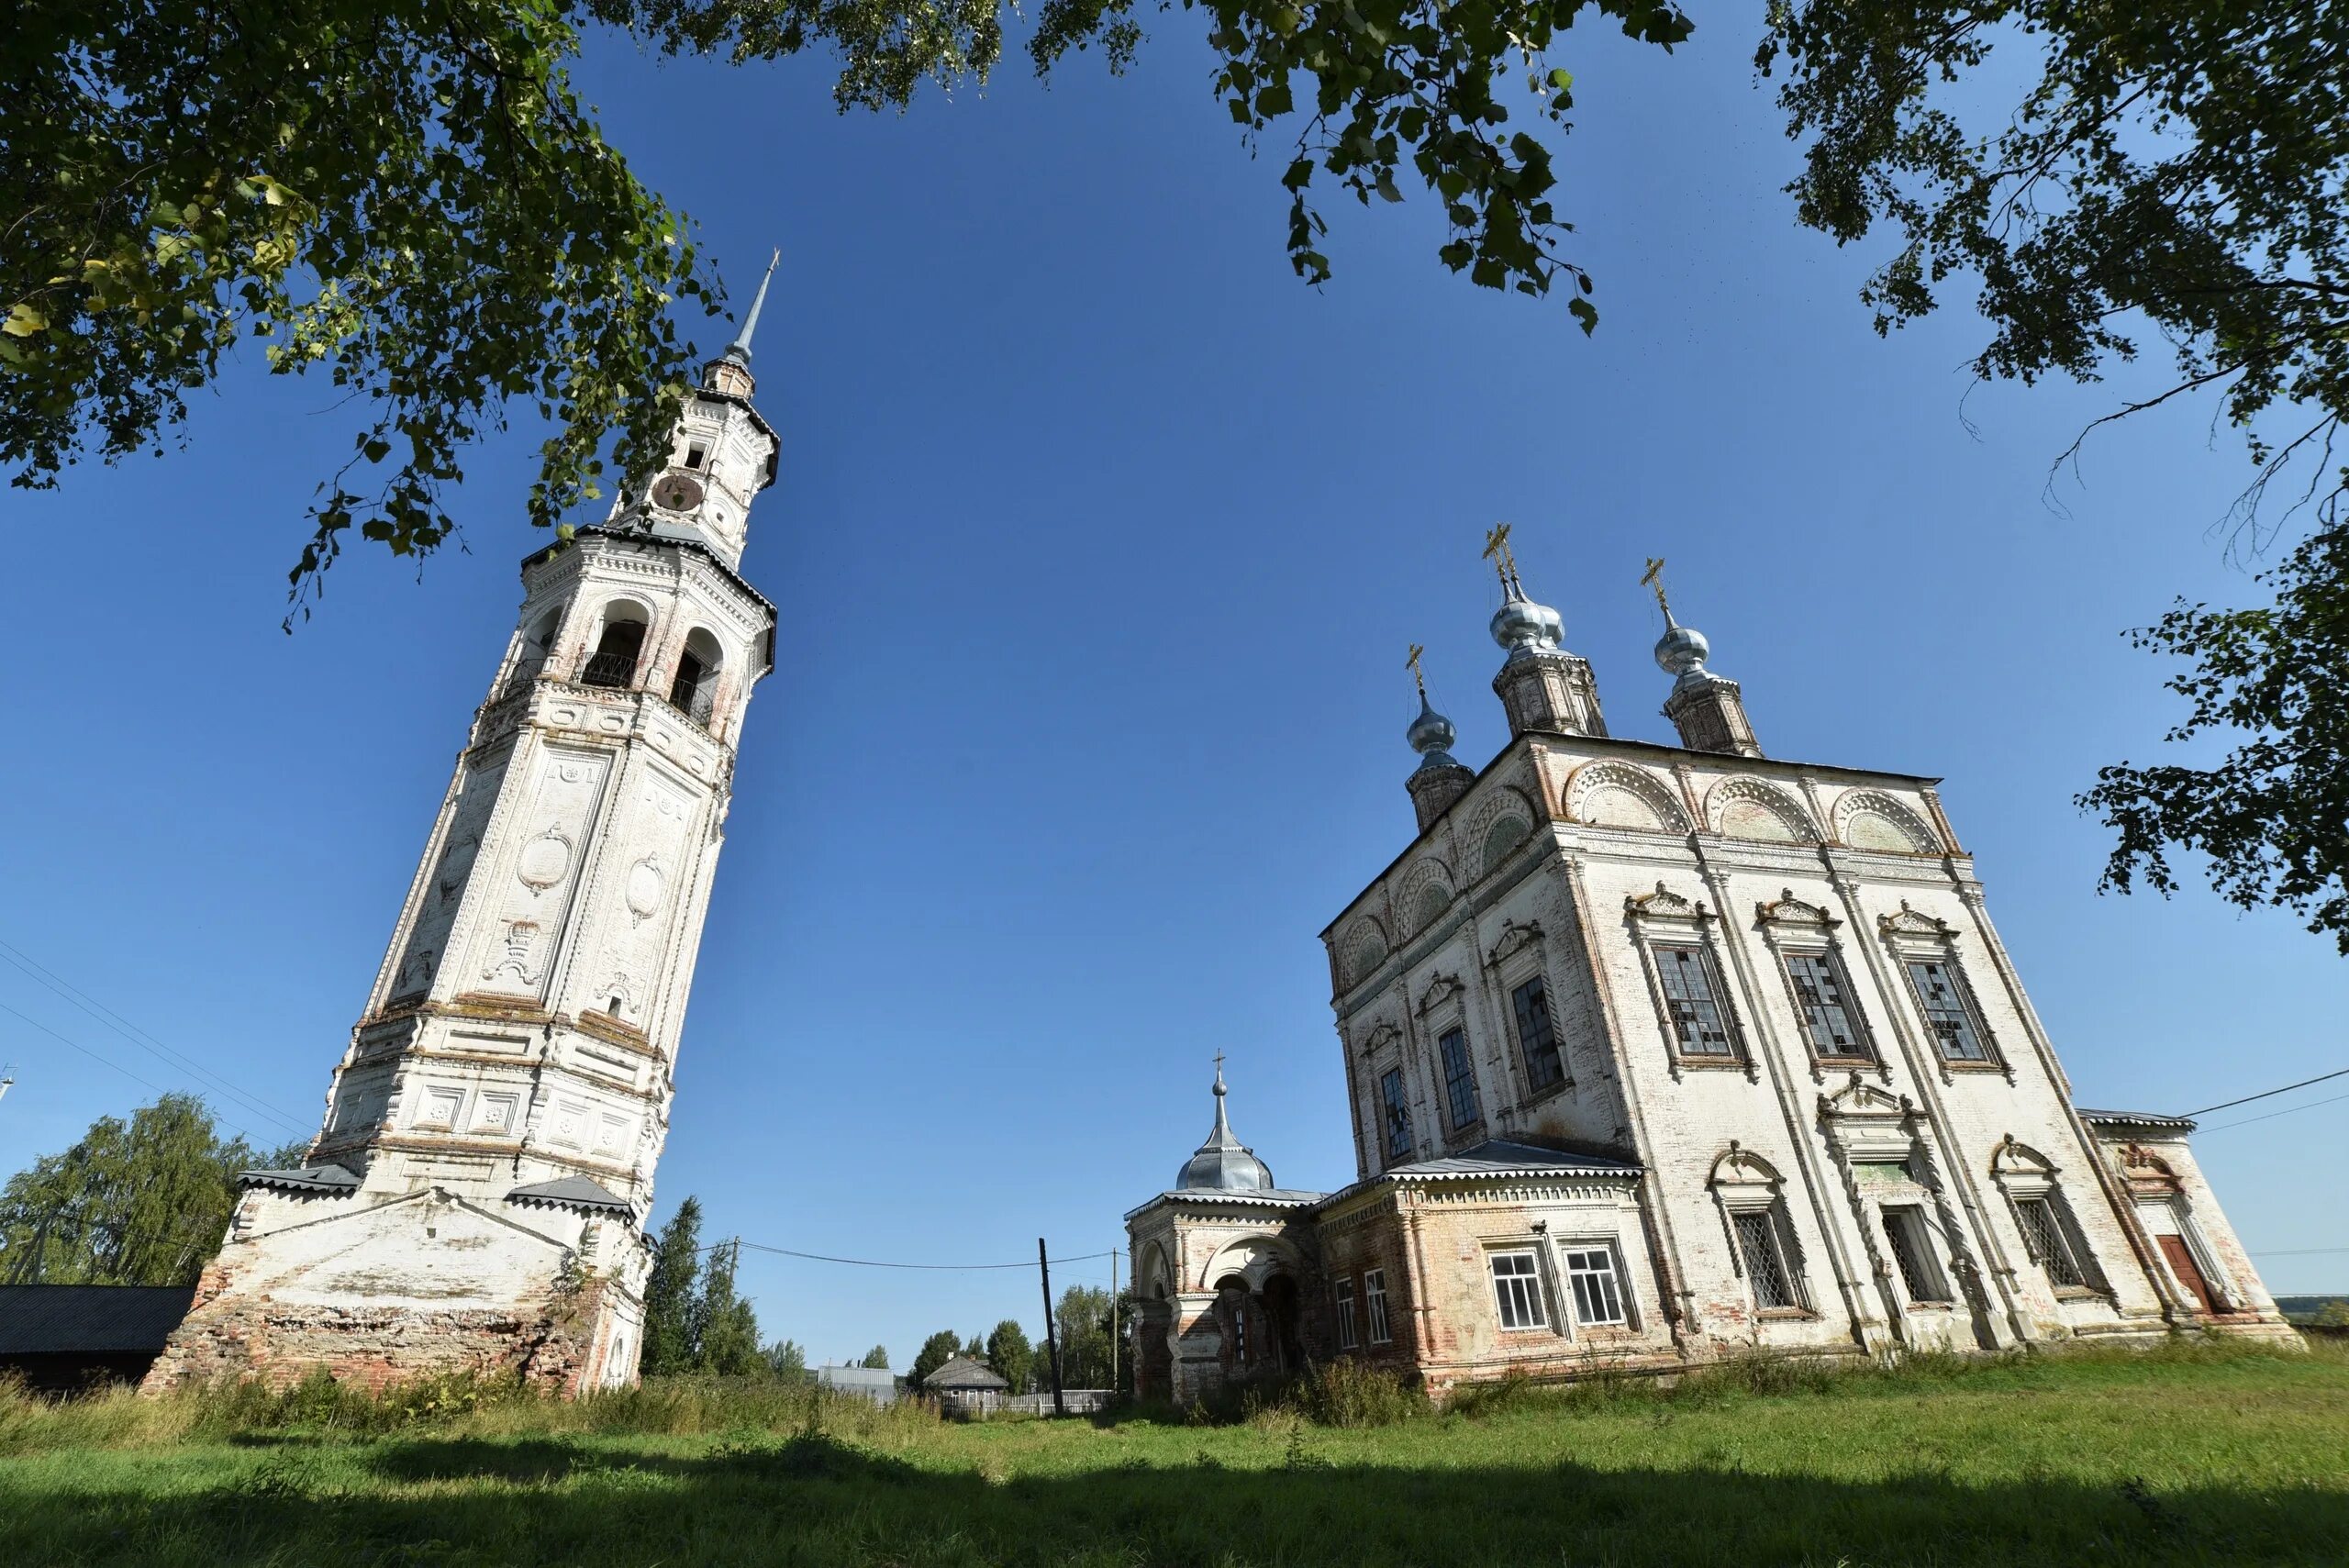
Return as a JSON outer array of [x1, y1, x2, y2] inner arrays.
[[1482, 522, 1523, 596], [1641, 556, 1674, 624], [1406, 643, 1427, 698]]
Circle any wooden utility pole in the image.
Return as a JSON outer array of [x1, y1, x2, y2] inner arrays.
[[1038, 1237, 1065, 1417]]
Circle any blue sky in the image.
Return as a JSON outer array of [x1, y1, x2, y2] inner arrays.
[[2, 17, 2343, 1363]]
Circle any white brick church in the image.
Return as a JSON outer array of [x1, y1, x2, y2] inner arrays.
[[1126, 533, 2296, 1405]]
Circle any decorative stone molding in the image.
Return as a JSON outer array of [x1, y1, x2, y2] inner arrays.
[[1416, 973, 1465, 1018], [1464, 786, 1538, 880], [1704, 777, 1822, 845], [1624, 883, 1708, 922], [1341, 918, 1390, 990], [1832, 789, 1942, 854], [1877, 901, 1955, 939], [1361, 1018, 1404, 1058], [1562, 760, 1691, 834], [1754, 889, 1839, 929], [1484, 918, 1545, 968], [1396, 858, 1457, 939]]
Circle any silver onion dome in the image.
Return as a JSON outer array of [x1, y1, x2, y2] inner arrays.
[[1490, 594, 1566, 659], [1654, 622, 1711, 681], [1176, 1062, 1276, 1192], [1407, 692, 1458, 759]]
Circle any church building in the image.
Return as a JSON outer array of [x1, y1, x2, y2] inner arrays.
[[1127, 534, 2296, 1404], [144, 261, 789, 1394]]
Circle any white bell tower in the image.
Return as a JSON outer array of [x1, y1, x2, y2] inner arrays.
[[146, 258, 787, 1396]]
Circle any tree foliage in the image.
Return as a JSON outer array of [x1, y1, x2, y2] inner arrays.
[[640, 1196, 704, 1375], [1052, 1284, 1126, 1391], [2080, 524, 2349, 951], [0, 1095, 301, 1284], [1760, 1, 2349, 929], [859, 1344, 891, 1370], [5, 0, 1691, 609], [908, 1328, 964, 1390], [983, 1318, 1035, 1393], [763, 1338, 809, 1381]]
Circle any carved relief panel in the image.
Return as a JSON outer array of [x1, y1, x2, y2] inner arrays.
[[464, 743, 615, 1001]]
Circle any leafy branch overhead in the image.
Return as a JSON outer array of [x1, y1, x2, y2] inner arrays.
[[3, 0, 1687, 612]]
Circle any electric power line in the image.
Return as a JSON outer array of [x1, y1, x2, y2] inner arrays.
[[0, 997, 294, 1152], [733, 1240, 1118, 1272], [2176, 1067, 2349, 1121], [2197, 1089, 2349, 1134], [2252, 1246, 2349, 1258], [0, 937, 312, 1138]]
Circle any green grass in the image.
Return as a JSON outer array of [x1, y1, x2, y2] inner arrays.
[[4, 1340, 2346, 1566]]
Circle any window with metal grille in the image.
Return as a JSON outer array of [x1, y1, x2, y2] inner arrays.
[[1380, 1068, 1412, 1161], [1438, 1028, 1481, 1129], [1511, 977, 1565, 1090], [1333, 1277, 1358, 1350], [1564, 1246, 1628, 1326], [1905, 959, 1990, 1062], [1364, 1269, 1392, 1344], [1784, 951, 1871, 1060], [1731, 1209, 1798, 1310], [1654, 945, 1737, 1056], [2015, 1196, 2087, 1289], [1489, 1251, 1547, 1330], [1882, 1207, 1953, 1303]]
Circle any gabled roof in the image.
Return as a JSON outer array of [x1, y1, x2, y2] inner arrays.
[[0, 1284, 196, 1354], [239, 1163, 360, 1195], [507, 1175, 633, 1215], [2079, 1108, 2198, 1133], [924, 1354, 1010, 1391]]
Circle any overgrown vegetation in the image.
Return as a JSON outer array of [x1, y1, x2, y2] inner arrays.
[[3, 1340, 2343, 1565]]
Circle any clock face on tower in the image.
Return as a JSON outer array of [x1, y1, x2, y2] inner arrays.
[[650, 473, 704, 512]]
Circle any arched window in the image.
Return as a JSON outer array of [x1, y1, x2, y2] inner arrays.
[[668, 628, 724, 727], [501, 611, 561, 700], [581, 602, 649, 689]]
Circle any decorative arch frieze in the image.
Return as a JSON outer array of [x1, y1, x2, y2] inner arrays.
[[1704, 777, 1822, 845], [1197, 1233, 1307, 1294], [1832, 790, 1943, 854], [1341, 917, 1389, 990], [1464, 786, 1538, 879], [1396, 857, 1458, 940], [1563, 760, 1690, 834], [1709, 1142, 1787, 1192]]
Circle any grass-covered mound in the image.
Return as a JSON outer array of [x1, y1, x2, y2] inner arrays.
[[3, 1339, 2343, 1565]]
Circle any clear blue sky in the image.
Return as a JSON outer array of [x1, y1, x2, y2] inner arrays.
[[2, 18, 2343, 1363]]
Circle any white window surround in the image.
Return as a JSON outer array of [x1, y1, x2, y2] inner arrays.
[[1876, 903, 2012, 1083], [1880, 1205, 1955, 1307], [1562, 1242, 1631, 1329], [1364, 1269, 1392, 1345], [1709, 1146, 1812, 1316], [1489, 1250, 1548, 1331], [1333, 1277, 1359, 1351], [1990, 1139, 2106, 1298], [1625, 884, 1754, 1079]]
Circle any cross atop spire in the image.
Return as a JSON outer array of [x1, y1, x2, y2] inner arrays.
[[1406, 643, 1428, 699], [1641, 555, 1675, 628], [724, 248, 782, 364], [1484, 522, 1526, 598]]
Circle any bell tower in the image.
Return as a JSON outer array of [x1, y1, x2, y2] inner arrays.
[[144, 260, 787, 1396]]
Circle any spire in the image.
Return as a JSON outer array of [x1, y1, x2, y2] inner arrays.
[[1646, 560, 1762, 757], [1479, 525, 1607, 740], [1175, 1054, 1276, 1192], [724, 248, 781, 364], [1404, 642, 1474, 831]]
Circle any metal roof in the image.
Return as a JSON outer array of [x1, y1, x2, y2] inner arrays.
[[507, 1175, 633, 1214], [924, 1355, 1010, 1391], [1382, 1139, 1642, 1181], [2079, 1108, 2199, 1132], [239, 1163, 360, 1195], [0, 1284, 195, 1355], [1124, 1188, 1328, 1222]]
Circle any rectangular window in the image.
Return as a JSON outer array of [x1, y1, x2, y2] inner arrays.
[[1564, 1245, 1628, 1327], [1379, 1068, 1413, 1161], [1783, 951, 1871, 1060], [1654, 945, 1737, 1056], [1490, 1251, 1547, 1330], [1731, 1209, 1798, 1310], [2014, 1197, 2087, 1290], [1364, 1269, 1392, 1344], [1905, 959, 1990, 1062], [1438, 1028, 1481, 1129], [1333, 1277, 1358, 1350], [1883, 1207, 1953, 1304], [1511, 977, 1565, 1091]]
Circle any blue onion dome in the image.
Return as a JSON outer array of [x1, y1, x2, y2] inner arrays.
[[1407, 692, 1458, 758], [1490, 594, 1566, 658], [1654, 622, 1711, 681], [1176, 1062, 1276, 1192]]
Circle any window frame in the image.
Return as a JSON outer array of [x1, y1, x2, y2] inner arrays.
[[1364, 1268, 1392, 1345], [2012, 1195, 2088, 1292], [1508, 974, 1568, 1094], [1378, 1066, 1413, 1162], [1560, 1241, 1631, 1329], [1901, 956, 1998, 1068], [1437, 1026, 1483, 1132], [1730, 1207, 1803, 1312], [1880, 1205, 1955, 1307], [1648, 940, 1744, 1062], [1777, 946, 1876, 1065], [1332, 1276, 1359, 1351], [1487, 1249, 1549, 1332]]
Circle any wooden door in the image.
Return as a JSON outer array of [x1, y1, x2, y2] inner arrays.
[[2157, 1234, 2221, 1314]]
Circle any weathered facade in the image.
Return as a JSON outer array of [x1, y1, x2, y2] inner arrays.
[[145, 267, 788, 1396], [1130, 549, 2296, 1405]]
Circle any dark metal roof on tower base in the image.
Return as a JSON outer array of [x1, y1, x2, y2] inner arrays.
[[239, 1163, 361, 1194], [2078, 1108, 2199, 1132], [507, 1175, 633, 1215]]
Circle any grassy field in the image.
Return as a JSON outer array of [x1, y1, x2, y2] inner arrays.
[[4, 1340, 2345, 1566]]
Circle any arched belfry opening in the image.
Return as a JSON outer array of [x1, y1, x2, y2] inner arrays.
[[669, 628, 724, 726], [583, 602, 650, 689]]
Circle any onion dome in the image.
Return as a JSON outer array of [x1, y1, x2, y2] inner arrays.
[[1489, 593, 1566, 661], [1176, 1060, 1276, 1192], [1407, 691, 1462, 768], [1654, 621, 1713, 685]]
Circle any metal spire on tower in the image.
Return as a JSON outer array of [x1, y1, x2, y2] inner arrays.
[[724, 248, 781, 363]]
